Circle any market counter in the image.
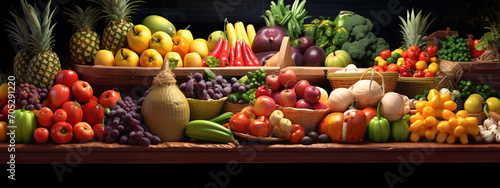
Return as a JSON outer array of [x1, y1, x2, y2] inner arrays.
[[2, 142, 500, 164]]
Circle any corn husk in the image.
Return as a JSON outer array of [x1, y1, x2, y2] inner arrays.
[[141, 59, 190, 142]]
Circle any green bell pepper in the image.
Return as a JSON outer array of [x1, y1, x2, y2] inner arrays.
[[391, 119, 410, 142], [367, 102, 390, 143], [9, 106, 37, 143]]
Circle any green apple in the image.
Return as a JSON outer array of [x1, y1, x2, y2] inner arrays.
[[142, 15, 176, 37], [207, 30, 227, 53], [324, 50, 352, 67]]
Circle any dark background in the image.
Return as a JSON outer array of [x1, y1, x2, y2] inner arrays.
[[1, 0, 499, 72]]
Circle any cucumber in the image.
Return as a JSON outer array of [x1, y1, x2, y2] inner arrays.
[[203, 69, 216, 81], [208, 112, 234, 124]]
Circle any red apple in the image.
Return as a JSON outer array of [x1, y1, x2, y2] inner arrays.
[[265, 74, 281, 91], [278, 69, 296, 88], [294, 80, 310, 99], [253, 96, 276, 117], [295, 99, 312, 109], [312, 101, 328, 110], [304, 86, 321, 104], [278, 88, 297, 107], [56, 70, 79, 88], [71, 80, 94, 103], [99, 89, 122, 109], [240, 106, 256, 122], [48, 84, 71, 109], [271, 90, 280, 104]]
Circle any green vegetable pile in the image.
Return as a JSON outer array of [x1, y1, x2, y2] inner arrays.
[[261, 0, 311, 41], [436, 34, 471, 62], [458, 79, 500, 100], [303, 16, 350, 55]]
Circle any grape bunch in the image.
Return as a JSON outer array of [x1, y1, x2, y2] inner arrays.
[[227, 69, 267, 104], [15, 83, 48, 110], [105, 93, 161, 146], [179, 72, 235, 100]]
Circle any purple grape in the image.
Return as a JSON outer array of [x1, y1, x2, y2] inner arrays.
[[105, 124, 114, 132], [134, 131, 144, 140], [215, 75, 223, 83], [106, 135, 116, 143], [110, 129, 120, 137], [231, 77, 238, 84], [35, 104, 43, 110], [130, 119, 139, 127], [206, 81, 213, 89], [41, 88, 48, 93], [144, 132, 153, 140], [238, 86, 245, 94], [19, 100, 28, 106], [124, 96, 133, 102], [140, 137, 150, 146], [25, 104, 34, 111], [120, 135, 128, 144], [151, 136, 161, 145], [117, 125, 125, 133], [116, 108, 125, 116], [128, 137, 138, 144], [117, 100, 126, 108], [198, 89, 210, 100], [186, 75, 193, 81], [179, 82, 186, 92], [197, 81, 206, 90], [223, 87, 232, 96], [39, 93, 47, 99], [20, 92, 28, 100], [134, 125, 144, 132], [194, 72, 203, 82], [245, 85, 251, 91], [28, 98, 35, 104], [213, 93, 222, 100], [207, 89, 214, 97]]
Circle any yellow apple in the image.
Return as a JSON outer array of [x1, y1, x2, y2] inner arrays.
[[94, 50, 115, 66], [189, 40, 209, 58], [115, 48, 139, 67], [207, 30, 227, 52], [165, 51, 183, 68], [183, 52, 202, 67], [150, 31, 173, 57], [140, 49, 164, 67], [127, 24, 151, 54], [176, 25, 194, 46]]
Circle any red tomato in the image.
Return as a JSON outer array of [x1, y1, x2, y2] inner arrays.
[[373, 66, 385, 72], [424, 70, 435, 78], [379, 49, 391, 60], [73, 122, 94, 142], [56, 70, 79, 88], [289, 124, 305, 143], [50, 121, 73, 144], [93, 123, 107, 141], [228, 112, 250, 133], [53, 109, 68, 122], [405, 58, 417, 70], [386, 63, 399, 72], [34, 127, 50, 144], [253, 96, 276, 117], [71, 80, 94, 103], [48, 84, 71, 109], [418, 52, 429, 62], [407, 50, 417, 59], [248, 119, 271, 137], [83, 102, 105, 126], [61, 101, 83, 125], [427, 45, 438, 57], [408, 45, 421, 55], [413, 70, 425, 77], [100, 89, 122, 109], [37, 107, 54, 128]]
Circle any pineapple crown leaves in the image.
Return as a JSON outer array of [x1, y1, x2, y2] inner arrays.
[[4, 8, 31, 49], [398, 8, 436, 49], [21, 0, 57, 53], [88, 0, 145, 24], [63, 5, 101, 31]]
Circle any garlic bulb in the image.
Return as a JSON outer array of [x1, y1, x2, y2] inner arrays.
[[496, 134, 500, 143], [488, 124, 498, 132], [482, 131, 495, 143], [484, 117, 497, 129]]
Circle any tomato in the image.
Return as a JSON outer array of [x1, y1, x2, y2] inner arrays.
[[0, 121, 7, 142], [289, 124, 305, 143], [37, 107, 54, 128], [73, 122, 94, 142], [171, 36, 190, 60], [407, 50, 418, 59], [93, 123, 107, 141], [380, 49, 391, 60], [83, 102, 105, 126], [71, 80, 94, 103], [408, 45, 421, 55], [248, 119, 271, 137], [386, 63, 399, 72], [255, 85, 272, 98], [401, 50, 408, 59], [228, 112, 250, 133], [100, 89, 122, 109], [56, 70, 79, 88], [53, 109, 68, 122], [418, 52, 429, 62], [427, 45, 438, 57], [34, 127, 50, 144], [405, 58, 417, 70], [424, 70, 435, 77], [413, 70, 425, 77], [61, 101, 83, 125], [50, 121, 73, 144], [48, 84, 71, 109], [373, 65, 385, 72]]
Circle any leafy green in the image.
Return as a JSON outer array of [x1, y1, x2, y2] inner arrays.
[[206, 56, 221, 67]]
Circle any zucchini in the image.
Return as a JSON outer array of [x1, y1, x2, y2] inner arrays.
[[203, 69, 216, 81], [208, 112, 234, 124]]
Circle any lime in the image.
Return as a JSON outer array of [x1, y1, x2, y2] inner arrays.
[[386, 56, 397, 64], [391, 52, 402, 60]]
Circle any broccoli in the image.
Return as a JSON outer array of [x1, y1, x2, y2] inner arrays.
[[338, 13, 390, 67]]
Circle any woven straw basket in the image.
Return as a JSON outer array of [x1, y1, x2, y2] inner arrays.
[[326, 68, 399, 92], [187, 97, 227, 120], [276, 106, 331, 133], [222, 101, 252, 114]]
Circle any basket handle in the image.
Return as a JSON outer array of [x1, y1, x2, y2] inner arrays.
[[359, 68, 386, 94]]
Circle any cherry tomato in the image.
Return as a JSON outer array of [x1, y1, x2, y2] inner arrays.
[[37, 107, 54, 128], [289, 124, 305, 143], [61, 101, 83, 125], [83, 102, 105, 126], [228, 112, 250, 133], [53, 109, 68, 122], [73, 122, 94, 142], [34, 127, 50, 144], [55, 70, 79, 88], [99, 89, 122, 109], [171, 36, 190, 60], [50, 121, 73, 144], [93, 123, 107, 141], [424, 70, 435, 78]]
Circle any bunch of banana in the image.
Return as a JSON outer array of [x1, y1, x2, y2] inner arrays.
[[225, 19, 256, 48], [261, 0, 310, 41], [185, 120, 239, 145]]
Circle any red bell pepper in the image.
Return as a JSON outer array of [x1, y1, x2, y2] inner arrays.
[[217, 39, 229, 67], [255, 85, 272, 98], [233, 41, 244, 66]]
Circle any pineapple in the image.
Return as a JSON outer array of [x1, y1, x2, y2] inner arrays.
[[90, 0, 143, 54], [65, 5, 101, 65], [398, 9, 435, 49], [22, 0, 61, 88], [5, 9, 33, 84]]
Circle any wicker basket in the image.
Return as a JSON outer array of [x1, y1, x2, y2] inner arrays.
[[326, 68, 399, 92], [276, 106, 331, 133], [469, 112, 486, 125], [222, 101, 251, 114], [438, 59, 463, 87], [187, 97, 228, 120]]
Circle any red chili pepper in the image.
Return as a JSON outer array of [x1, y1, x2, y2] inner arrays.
[[229, 46, 235, 66], [201, 57, 207, 67], [217, 39, 229, 67], [243, 42, 260, 66], [242, 42, 254, 66], [233, 41, 244, 66], [208, 37, 224, 58]]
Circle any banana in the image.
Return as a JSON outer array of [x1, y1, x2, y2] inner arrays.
[[246, 24, 256, 48], [185, 120, 239, 145], [226, 21, 237, 47]]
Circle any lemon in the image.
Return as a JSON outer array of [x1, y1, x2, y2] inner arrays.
[[94, 50, 115, 66], [183, 52, 202, 67]]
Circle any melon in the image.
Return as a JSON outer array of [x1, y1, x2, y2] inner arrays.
[[142, 15, 176, 37], [325, 50, 352, 67]]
